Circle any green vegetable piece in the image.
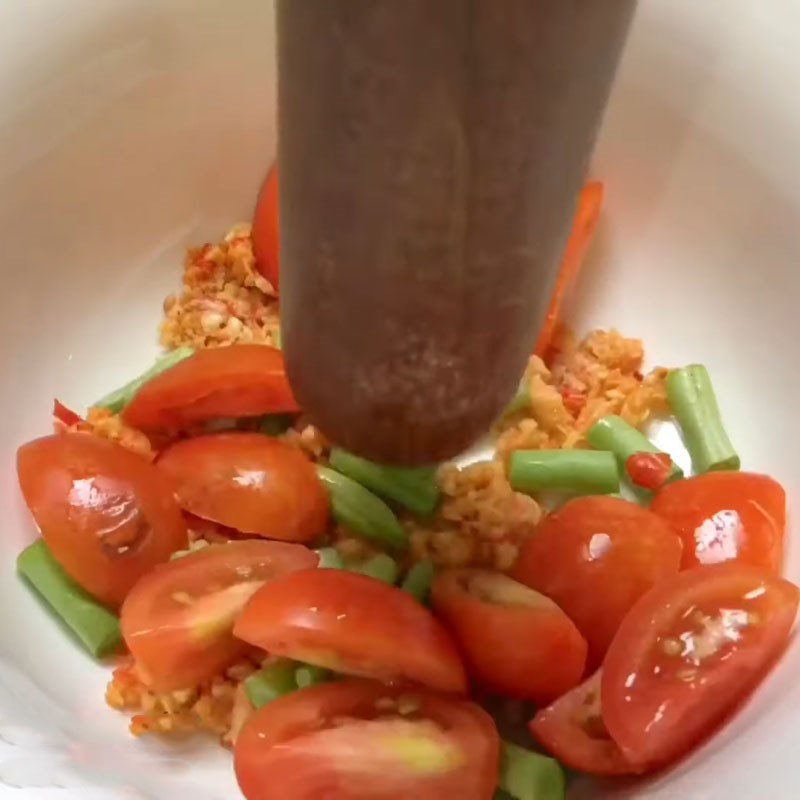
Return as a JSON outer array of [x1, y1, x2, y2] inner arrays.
[[329, 448, 440, 516], [18, 540, 121, 658], [94, 347, 194, 413], [295, 664, 330, 689], [499, 742, 566, 800], [509, 450, 619, 496], [258, 414, 295, 436], [245, 659, 298, 709], [667, 365, 740, 473], [316, 466, 408, 550], [401, 560, 436, 603], [315, 547, 345, 570], [588, 415, 682, 483], [352, 553, 399, 585]]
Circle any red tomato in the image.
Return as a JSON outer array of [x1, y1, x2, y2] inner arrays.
[[122, 345, 298, 432], [252, 167, 280, 290], [603, 564, 798, 766], [651, 472, 785, 573], [626, 452, 674, 491], [234, 569, 468, 693], [530, 671, 645, 776], [431, 569, 586, 703], [158, 433, 328, 542], [512, 496, 682, 666], [121, 540, 317, 691], [17, 434, 187, 608], [235, 680, 499, 800], [53, 399, 83, 427]]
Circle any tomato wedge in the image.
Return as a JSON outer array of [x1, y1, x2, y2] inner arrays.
[[235, 680, 500, 800], [121, 540, 317, 691], [17, 434, 187, 608], [602, 564, 798, 767], [252, 166, 280, 290], [431, 569, 586, 703], [530, 670, 644, 776], [122, 345, 298, 431], [234, 569, 468, 693], [158, 433, 328, 542], [651, 472, 785, 573], [513, 496, 682, 666]]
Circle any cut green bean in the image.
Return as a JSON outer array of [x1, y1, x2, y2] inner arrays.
[[94, 347, 194, 413], [329, 449, 440, 516], [314, 547, 345, 570], [258, 414, 295, 436], [588, 415, 682, 483], [317, 466, 408, 550], [509, 450, 619, 496], [244, 659, 297, 709], [295, 665, 330, 689], [352, 553, 399, 585], [499, 742, 566, 800], [401, 560, 436, 603], [667, 365, 740, 473], [18, 540, 121, 658]]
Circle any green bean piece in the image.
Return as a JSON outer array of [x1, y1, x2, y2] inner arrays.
[[401, 560, 436, 603], [295, 665, 330, 689], [316, 466, 408, 550], [258, 414, 295, 436], [588, 415, 682, 483], [18, 540, 121, 658], [352, 554, 399, 585], [667, 365, 740, 473], [314, 547, 345, 570], [94, 347, 194, 413], [329, 448, 440, 516], [499, 742, 566, 800], [244, 659, 298, 709], [509, 450, 619, 496]]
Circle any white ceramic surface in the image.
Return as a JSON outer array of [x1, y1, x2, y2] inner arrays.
[[2, 1, 799, 798]]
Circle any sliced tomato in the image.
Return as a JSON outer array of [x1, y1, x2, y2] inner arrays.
[[252, 166, 280, 290], [626, 452, 674, 491], [235, 680, 499, 800], [53, 399, 83, 427], [122, 345, 298, 432], [17, 433, 187, 608], [512, 495, 682, 666], [158, 433, 328, 542], [431, 569, 586, 703], [121, 540, 318, 691], [651, 472, 785, 573], [603, 564, 798, 767], [234, 569, 467, 693], [530, 670, 644, 776]]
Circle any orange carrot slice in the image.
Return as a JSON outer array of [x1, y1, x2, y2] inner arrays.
[[534, 181, 605, 359]]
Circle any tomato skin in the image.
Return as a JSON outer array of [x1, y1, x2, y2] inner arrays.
[[158, 433, 328, 542], [431, 569, 586, 703], [234, 680, 500, 800], [626, 452, 673, 491], [234, 569, 468, 693], [17, 434, 187, 608], [530, 670, 646, 776], [122, 345, 298, 432], [121, 540, 317, 691], [602, 564, 799, 767], [513, 496, 682, 666], [252, 167, 280, 290], [651, 472, 785, 573]]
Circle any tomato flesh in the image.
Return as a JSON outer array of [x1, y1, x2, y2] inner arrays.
[[122, 345, 298, 432], [158, 433, 328, 542], [234, 681, 500, 800], [252, 167, 280, 290], [513, 495, 682, 666], [602, 564, 799, 766], [121, 540, 318, 691], [17, 433, 187, 608], [431, 569, 586, 703], [651, 472, 785, 573], [626, 452, 673, 491], [530, 670, 645, 776], [234, 569, 468, 693]]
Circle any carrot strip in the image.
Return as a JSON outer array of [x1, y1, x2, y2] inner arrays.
[[534, 181, 605, 359]]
